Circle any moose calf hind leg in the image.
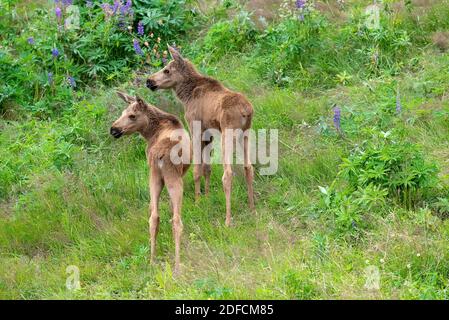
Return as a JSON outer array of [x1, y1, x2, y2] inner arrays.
[[149, 212, 160, 264], [193, 164, 201, 201], [244, 164, 255, 211], [166, 177, 184, 276], [203, 163, 211, 195], [149, 171, 163, 264], [243, 136, 255, 211]]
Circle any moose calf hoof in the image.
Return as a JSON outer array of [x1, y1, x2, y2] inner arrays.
[[173, 266, 181, 277]]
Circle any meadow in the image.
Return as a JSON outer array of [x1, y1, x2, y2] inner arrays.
[[0, 0, 449, 299]]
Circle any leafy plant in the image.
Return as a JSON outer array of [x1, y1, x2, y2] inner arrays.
[[338, 128, 438, 208], [133, 0, 196, 40], [282, 270, 318, 299], [203, 10, 257, 61]]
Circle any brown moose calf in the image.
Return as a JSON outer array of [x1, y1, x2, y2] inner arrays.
[[110, 92, 190, 275], [147, 46, 255, 227]]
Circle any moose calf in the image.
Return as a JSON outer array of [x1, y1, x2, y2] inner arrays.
[[110, 92, 190, 275], [147, 46, 255, 227]]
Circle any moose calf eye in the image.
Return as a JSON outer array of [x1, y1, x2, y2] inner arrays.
[[163, 69, 170, 74], [129, 115, 136, 120]]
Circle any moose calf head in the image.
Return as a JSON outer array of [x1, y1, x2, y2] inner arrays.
[[110, 92, 149, 139], [146, 45, 189, 91]]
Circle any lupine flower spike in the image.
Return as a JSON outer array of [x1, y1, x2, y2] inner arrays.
[[137, 21, 144, 36], [396, 86, 402, 114], [295, 0, 307, 21], [68, 76, 76, 88], [133, 39, 143, 55], [47, 72, 54, 84], [55, 6, 62, 20], [119, 0, 133, 16], [296, 0, 306, 9], [333, 104, 342, 134], [27, 37, 35, 45], [121, 0, 132, 15], [52, 48, 59, 58], [112, 1, 120, 14]]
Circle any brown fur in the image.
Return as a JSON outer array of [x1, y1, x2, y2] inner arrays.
[[147, 46, 255, 227], [111, 92, 190, 275], [432, 31, 449, 52]]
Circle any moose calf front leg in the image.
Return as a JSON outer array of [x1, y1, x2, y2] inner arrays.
[[222, 164, 233, 227], [221, 132, 234, 227]]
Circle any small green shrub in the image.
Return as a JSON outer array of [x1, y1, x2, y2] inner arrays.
[[134, 0, 196, 40], [282, 270, 318, 299], [318, 128, 438, 233], [253, 11, 327, 87], [203, 11, 257, 61], [338, 128, 438, 207]]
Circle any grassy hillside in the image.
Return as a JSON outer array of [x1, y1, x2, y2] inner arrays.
[[1, 0, 449, 299]]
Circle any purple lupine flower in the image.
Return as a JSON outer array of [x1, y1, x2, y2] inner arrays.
[[121, 0, 132, 15], [133, 39, 143, 55], [101, 3, 110, 13], [68, 76, 76, 88], [51, 48, 59, 58], [162, 57, 168, 65], [137, 21, 144, 36], [120, 3, 128, 14], [27, 37, 35, 45], [112, 0, 120, 13], [55, 6, 62, 19], [396, 87, 401, 114], [86, 0, 93, 8], [47, 72, 54, 84], [333, 105, 341, 132], [296, 0, 306, 9]]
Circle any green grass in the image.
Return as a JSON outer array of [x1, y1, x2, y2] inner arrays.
[[1, 1, 449, 299]]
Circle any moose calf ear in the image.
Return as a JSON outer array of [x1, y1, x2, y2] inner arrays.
[[117, 91, 135, 104], [135, 95, 147, 110], [168, 45, 185, 65]]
